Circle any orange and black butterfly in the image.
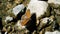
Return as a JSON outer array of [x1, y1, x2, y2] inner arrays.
[[21, 9, 31, 26]]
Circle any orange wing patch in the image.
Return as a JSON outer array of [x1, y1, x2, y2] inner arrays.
[[21, 9, 31, 26], [25, 9, 31, 18]]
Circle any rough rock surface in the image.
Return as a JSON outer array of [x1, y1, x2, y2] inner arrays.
[[0, 0, 60, 34]]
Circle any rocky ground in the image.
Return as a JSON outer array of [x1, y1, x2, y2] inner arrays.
[[0, 0, 60, 34]]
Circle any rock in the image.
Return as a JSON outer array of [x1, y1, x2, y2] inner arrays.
[[15, 20, 26, 30], [5, 16, 13, 22], [45, 31, 60, 34], [40, 17, 53, 26], [27, 0, 48, 18], [12, 4, 25, 16], [48, 0, 60, 5]]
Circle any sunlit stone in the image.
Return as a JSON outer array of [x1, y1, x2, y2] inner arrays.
[[48, 0, 60, 4], [45, 31, 60, 34], [13, 4, 25, 16], [5, 16, 13, 22], [27, 0, 48, 18]]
